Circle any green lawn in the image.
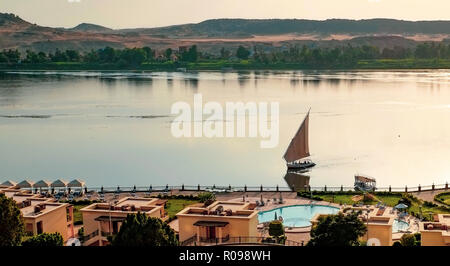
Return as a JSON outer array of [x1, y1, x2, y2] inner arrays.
[[165, 199, 200, 218], [318, 193, 402, 206], [435, 192, 450, 206], [445, 198, 450, 205], [311, 192, 450, 218], [72, 204, 89, 225]]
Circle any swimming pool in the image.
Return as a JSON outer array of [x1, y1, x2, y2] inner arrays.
[[258, 204, 340, 227], [393, 219, 409, 233]]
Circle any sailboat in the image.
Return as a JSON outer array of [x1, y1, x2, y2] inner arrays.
[[284, 108, 316, 170]]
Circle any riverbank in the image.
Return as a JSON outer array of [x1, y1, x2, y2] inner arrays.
[[1, 58, 450, 71]]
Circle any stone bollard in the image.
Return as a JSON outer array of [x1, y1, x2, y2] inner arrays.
[[418, 185, 421, 192], [340, 185, 343, 192], [446, 182, 448, 190], [229, 185, 231, 191], [197, 184, 200, 191], [182, 184, 184, 191], [244, 185, 247, 192], [260, 185, 263, 192], [405, 186, 408, 193], [389, 185, 391, 192], [432, 183, 435, 191], [276, 185, 279, 192], [324, 185, 327, 192]]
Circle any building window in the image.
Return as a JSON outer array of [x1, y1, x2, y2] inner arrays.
[[37, 221, 43, 234], [25, 223, 34, 236]]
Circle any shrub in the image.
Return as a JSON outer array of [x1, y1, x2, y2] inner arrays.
[[397, 193, 412, 207], [22, 232, 64, 247], [78, 227, 84, 242], [307, 211, 367, 246], [400, 234, 416, 246], [413, 233, 421, 246], [296, 191, 323, 201], [276, 235, 287, 245], [423, 201, 437, 208], [109, 212, 178, 246], [268, 220, 284, 238], [198, 192, 216, 204], [392, 241, 403, 247]]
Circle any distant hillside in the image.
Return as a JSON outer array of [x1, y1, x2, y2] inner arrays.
[[69, 23, 113, 33], [0, 13, 31, 27], [1, 13, 450, 53], [132, 18, 450, 37]]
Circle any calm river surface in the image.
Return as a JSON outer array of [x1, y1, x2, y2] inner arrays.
[[0, 70, 449, 188]]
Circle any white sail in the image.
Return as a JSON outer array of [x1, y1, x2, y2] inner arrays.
[[283, 109, 310, 162]]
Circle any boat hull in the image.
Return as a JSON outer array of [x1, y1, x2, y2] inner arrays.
[[286, 161, 316, 170]]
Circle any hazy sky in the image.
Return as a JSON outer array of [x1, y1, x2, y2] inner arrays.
[[2, 0, 450, 29]]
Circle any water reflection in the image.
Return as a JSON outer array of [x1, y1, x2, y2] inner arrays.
[[284, 171, 310, 192], [237, 71, 251, 88]]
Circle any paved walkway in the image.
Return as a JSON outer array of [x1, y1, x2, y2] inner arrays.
[[411, 188, 448, 206]]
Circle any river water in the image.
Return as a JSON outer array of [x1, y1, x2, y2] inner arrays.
[[0, 70, 449, 188]]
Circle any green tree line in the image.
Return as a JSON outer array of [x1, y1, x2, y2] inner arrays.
[[1, 42, 450, 67]]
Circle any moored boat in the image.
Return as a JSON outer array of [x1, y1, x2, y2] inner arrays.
[[354, 174, 376, 191]]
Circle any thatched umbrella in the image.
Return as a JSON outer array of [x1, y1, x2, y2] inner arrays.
[[34, 180, 51, 193], [34, 180, 51, 188], [17, 180, 34, 189], [68, 179, 85, 188], [1, 180, 17, 187], [51, 179, 68, 194], [68, 179, 85, 193]]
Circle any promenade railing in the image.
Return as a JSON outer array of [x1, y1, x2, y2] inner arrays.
[[82, 182, 448, 194]]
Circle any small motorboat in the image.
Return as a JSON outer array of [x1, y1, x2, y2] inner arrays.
[[354, 174, 376, 191]]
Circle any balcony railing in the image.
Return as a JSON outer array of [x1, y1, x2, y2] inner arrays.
[[101, 231, 113, 237], [180, 235, 303, 246], [83, 230, 99, 241], [180, 235, 197, 246], [199, 235, 230, 244], [225, 236, 302, 246]]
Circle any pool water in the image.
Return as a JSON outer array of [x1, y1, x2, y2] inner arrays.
[[258, 204, 340, 227], [393, 219, 409, 233]]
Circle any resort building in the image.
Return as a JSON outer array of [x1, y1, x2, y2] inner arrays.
[[311, 206, 395, 246], [176, 201, 259, 246], [419, 214, 450, 246], [0, 188, 75, 242], [80, 197, 168, 246]]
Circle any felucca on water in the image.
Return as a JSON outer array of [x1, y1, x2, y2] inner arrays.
[[284, 108, 316, 170]]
